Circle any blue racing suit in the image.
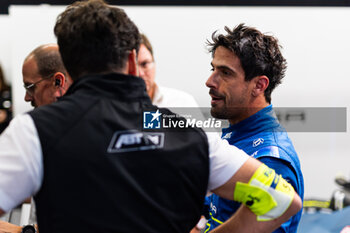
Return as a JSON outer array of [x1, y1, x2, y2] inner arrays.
[[204, 105, 304, 233]]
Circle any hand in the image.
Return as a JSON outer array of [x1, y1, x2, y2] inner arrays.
[[0, 220, 21, 233], [189, 216, 207, 233], [190, 227, 202, 233], [0, 110, 7, 123]]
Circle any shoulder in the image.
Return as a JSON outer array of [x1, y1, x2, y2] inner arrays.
[[253, 145, 303, 195], [250, 133, 302, 176], [250, 128, 299, 162], [29, 96, 94, 152], [5, 113, 36, 134], [0, 114, 43, 211], [252, 143, 300, 169]]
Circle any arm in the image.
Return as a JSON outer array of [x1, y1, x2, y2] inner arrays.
[[190, 216, 207, 233], [0, 115, 43, 216], [211, 202, 300, 233], [0, 220, 21, 233], [211, 156, 260, 200], [211, 157, 302, 233], [189, 196, 210, 233]]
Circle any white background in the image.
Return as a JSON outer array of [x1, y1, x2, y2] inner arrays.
[[1, 5, 350, 200]]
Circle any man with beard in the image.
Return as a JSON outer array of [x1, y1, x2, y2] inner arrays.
[[202, 24, 304, 233]]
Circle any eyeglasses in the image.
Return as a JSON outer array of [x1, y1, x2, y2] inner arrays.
[[23, 74, 53, 97]]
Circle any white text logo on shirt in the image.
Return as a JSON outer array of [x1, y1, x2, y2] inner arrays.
[[107, 130, 164, 153], [222, 132, 232, 139], [252, 138, 264, 147]]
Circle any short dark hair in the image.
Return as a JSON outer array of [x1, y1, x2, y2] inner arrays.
[[28, 45, 67, 78], [54, 0, 141, 80], [140, 34, 154, 58], [207, 24, 287, 103]]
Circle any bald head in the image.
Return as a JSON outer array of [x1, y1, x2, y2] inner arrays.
[[23, 43, 72, 108], [25, 44, 68, 79]]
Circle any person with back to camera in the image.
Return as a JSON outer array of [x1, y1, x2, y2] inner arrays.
[[0, 65, 12, 134], [0, 43, 72, 233], [197, 24, 304, 233], [0, 1, 301, 233], [138, 33, 198, 107]]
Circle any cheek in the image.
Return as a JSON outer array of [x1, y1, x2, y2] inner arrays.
[[40, 88, 55, 102], [141, 76, 150, 88], [148, 68, 156, 82], [140, 73, 151, 84], [222, 85, 237, 104], [221, 83, 231, 98], [143, 76, 151, 83], [140, 68, 156, 90]]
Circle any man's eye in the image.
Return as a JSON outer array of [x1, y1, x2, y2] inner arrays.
[[139, 61, 152, 69], [221, 70, 231, 76]]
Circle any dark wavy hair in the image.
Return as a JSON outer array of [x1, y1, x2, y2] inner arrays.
[[54, 0, 141, 80], [207, 24, 287, 103]]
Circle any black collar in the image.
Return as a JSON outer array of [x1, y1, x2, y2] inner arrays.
[[65, 73, 150, 101]]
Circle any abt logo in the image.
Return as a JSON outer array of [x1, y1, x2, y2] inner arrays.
[[143, 110, 161, 129], [107, 130, 164, 153]]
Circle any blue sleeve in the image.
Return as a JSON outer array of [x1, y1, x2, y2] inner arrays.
[[259, 157, 298, 192], [258, 157, 298, 233]]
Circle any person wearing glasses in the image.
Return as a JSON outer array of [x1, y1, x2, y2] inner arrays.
[[138, 34, 198, 107], [23, 43, 71, 108], [0, 43, 72, 233]]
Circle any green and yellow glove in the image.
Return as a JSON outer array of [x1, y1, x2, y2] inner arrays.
[[233, 163, 295, 221]]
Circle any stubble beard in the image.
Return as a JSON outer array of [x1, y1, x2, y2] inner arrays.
[[210, 104, 231, 120]]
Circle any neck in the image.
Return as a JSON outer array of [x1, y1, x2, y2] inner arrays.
[[228, 99, 269, 125], [148, 83, 157, 101]]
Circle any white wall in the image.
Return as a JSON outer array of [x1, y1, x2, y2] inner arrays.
[[0, 15, 12, 84], [9, 5, 60, 115], [8, 5, 350, 200]]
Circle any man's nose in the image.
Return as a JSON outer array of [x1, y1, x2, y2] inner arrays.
[[206, 73, 217, 89], [138, 67, 145, 78], [24, 92, 33, 102]]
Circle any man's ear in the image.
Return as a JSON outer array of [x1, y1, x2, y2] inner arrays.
[[252, 75, 269, 97], [54, 72, 65, 87], [53, 72, 66, 97], [127, 49, 138, 76]]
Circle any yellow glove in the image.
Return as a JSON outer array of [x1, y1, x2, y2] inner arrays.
[[234, 163, 295, 221]]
